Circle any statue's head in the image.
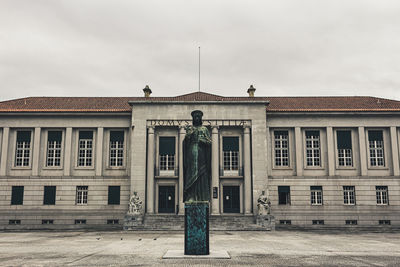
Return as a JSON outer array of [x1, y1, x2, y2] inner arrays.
[[191, 110, 203, 126]]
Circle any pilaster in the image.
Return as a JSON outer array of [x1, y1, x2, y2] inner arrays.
[[326, 127, 335, 176], [295, 127, 303, 176], [63, 127, 72, 176], [390, 126, 400, 176], [358, 127, 368, 176], [95, 127, 103, 176], [211, 126, 220, 215], [31, 127, 41, 176], [146, 126, 155, 214], [0, 127, 9, 176], [178, 126, 186, 214], [243, 126, 252, 214]]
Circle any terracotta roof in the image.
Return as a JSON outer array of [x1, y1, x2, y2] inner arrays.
[[0, 92, 399, 113], [266, 96, 400, 112]]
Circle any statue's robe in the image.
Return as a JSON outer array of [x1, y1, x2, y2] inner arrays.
[[183, 125, 211, 202]]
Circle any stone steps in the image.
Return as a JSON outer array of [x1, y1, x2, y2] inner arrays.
[[124, 214, 273, 231]]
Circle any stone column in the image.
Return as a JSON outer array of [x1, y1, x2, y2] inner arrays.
[[211, 126, 220, 215], [0, 127, 9, 176], [390, 126, 400, 176], [63, 127, 72, 176], [178, 126, 185, 214], [243, 126, 252, 214], [146, 126, 155, 214], [32, 127, 41, 176], [358, 127, 368, 176], [295, 127, 303, 176], [326, 127, 335, 176], [95, 127, 103, 176]]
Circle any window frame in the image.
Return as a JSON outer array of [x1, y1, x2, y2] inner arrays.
[[272, 129, 291, 169], [343, 186, 356, 205], [367, 129, 387, 169], [12, 129, 33, 169], [158, 135, 177, 176], [376, 186, 389, 205], [43, 186, 56, 205], [76, 186, 88, 205], [75, 130, 95, 169], [43, 129, 64, 170], [11, 186, 24, 205], [108, 185, 121, 205], [278, 186, 291, 205], [310, 186, 323, 206], [219, 131, 242, 177], [334, 129, 356, 169], [107, 130, 126, 169], [303, 129, 323, 169]]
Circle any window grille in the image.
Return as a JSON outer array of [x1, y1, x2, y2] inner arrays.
[[110, 131, 124, 167], [310, 186, 323, 205], [343, 186, 355, 205], [76, 186, 88, 205], [9, 220, 21, 225], [379, 220, 390, 225], [274, 131, 289, 167], [42, 220, 54, 224], [376, 186, 388, 205], [47, 131, 62, 167], [107, 219, 119, 225], [78, 131, 93, 167], [345, 220, 357, 225], [279, 220, 291, 225], [368, 130, 384, 166], [223, 137, 239, 174], [312, 220, 324, 225], [305, 131, 320, 166], [15, 131, 31, 167], [74, 219, 86, 224]]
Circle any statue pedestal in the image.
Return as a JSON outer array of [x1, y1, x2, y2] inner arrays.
[[123, 214, 143, 230], [256, 214, 275, 231], [184, 202, 209, 255]]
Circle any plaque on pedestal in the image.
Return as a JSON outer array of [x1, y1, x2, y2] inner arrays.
[[184, 202, 209, 255]]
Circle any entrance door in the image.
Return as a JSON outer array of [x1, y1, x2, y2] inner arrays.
[[223, 186, 240, 213], [158, 186, 175, 213]]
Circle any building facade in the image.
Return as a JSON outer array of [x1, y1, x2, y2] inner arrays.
[[0, 90, 399, 229]]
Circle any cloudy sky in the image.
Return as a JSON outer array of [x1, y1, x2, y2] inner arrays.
[[1, 0, 400, 101]]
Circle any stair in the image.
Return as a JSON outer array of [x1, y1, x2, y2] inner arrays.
[[124, 214, 270, 231]]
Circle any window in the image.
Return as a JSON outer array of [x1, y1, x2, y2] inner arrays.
[[108, 186, 120, 205], [279, 220, 291, 225], [42, 220, 54, 225], [78, 131, 93, 167], [47, 131, 62, 167], [345, 220, 357, 225], [43, 186, 56, 205], [368, 130, 384, 167], [9, 220, 21, 225], [337, 130, 352, 167], [379, 220, 390, 225], [376, 186, 389, 205], [274, 131, 289, 167], [223, 137, 239, 174], [107, 219, 119, 225], [75, 219, 86, 224], [110, 131, 124, 167], [11, 186, 24, 205], [15, 131, 31, 167], [76, 186, 88, 205], [278, 186, 290, 205], [310, 186, 323, 205], [305, 131, 320, 166], [159, 137, 175, 173], [343, 186, 355, 205], [312, 220, 324, 225]]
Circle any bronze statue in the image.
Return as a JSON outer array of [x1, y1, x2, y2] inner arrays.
[[183, 110, 212, 202]]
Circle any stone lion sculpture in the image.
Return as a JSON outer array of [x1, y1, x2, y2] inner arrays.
[[128, 192, 142, 215], [257, 191, 271, 215]]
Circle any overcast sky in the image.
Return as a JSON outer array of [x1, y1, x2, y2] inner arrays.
[[1, 0, 400, 101]]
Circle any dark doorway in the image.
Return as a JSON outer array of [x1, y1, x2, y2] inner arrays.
[[223, 186, 240, 213], [158, 186, 175, 213]]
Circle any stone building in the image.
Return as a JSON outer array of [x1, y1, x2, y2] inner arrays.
[[0, 87, 399, 229]]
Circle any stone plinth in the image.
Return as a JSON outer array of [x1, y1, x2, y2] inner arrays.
[[123, 214, 143, 230], [256, 215, 275, 231], [185, 202, 209, 255]]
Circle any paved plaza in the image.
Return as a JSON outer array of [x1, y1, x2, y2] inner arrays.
[[0, 230, 399, 266]]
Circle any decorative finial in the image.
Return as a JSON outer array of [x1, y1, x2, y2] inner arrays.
[[143, 85, 152, 98], [247, 85, 256, 97]]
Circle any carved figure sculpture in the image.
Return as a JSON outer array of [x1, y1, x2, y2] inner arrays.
[[183, 110, 212, 202], [128, 192, 142, 215], [257, 191, 271, 215]]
